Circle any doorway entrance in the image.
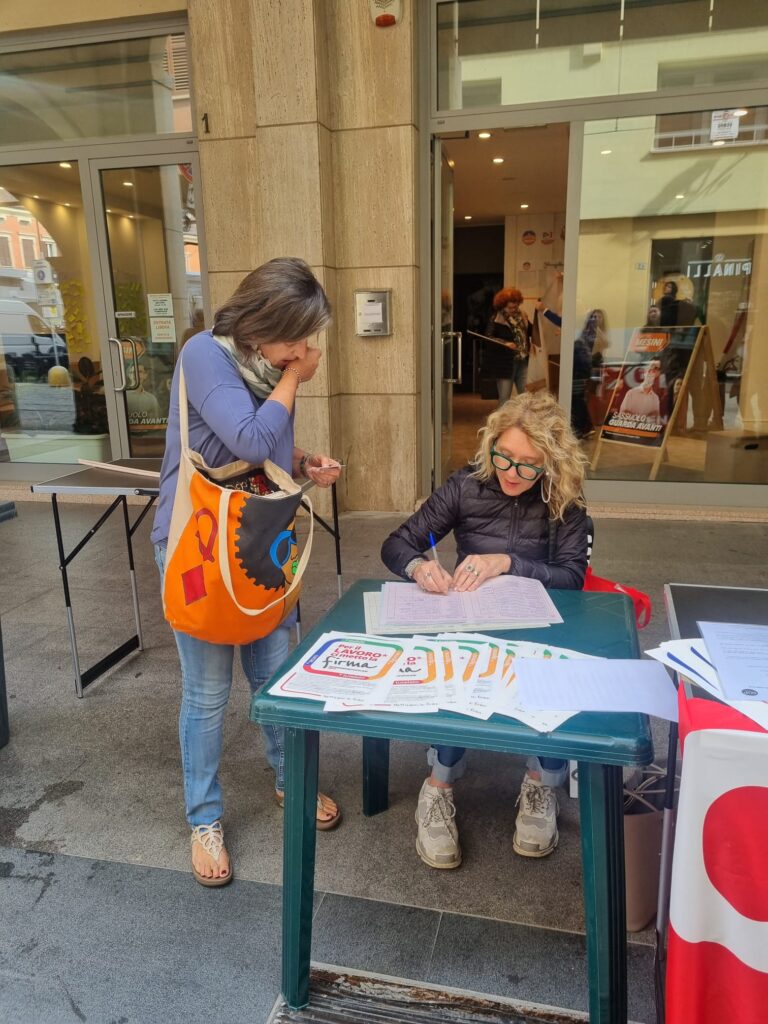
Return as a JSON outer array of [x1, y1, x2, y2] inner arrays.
[[434, 124, 569, 485], [0, 148, 203, 469]]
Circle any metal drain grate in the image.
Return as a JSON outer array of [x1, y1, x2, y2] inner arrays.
[[267, 968, 589, 1024]]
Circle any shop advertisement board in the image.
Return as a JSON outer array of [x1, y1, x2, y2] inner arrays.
[[600, 329, 671, 448]]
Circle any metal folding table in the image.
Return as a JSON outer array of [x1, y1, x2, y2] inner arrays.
[[31, 461, 342, 697], [251, 579, 654, 1024], [31, 459, 162, 697]]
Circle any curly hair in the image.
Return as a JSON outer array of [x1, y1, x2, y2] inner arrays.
[[492, 287, 523, 310], [472, 391, 587, 520]]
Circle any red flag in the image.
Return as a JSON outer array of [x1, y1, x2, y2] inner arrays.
[[666, 690, 768, 1024]]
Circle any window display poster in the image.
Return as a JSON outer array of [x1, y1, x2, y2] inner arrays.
[[600, 357, 669, 447]]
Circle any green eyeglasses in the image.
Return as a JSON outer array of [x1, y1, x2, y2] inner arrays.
[[490, 448, 545, 481]]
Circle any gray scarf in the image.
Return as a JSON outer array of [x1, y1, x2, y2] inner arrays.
[[213, 334, 283, 399]]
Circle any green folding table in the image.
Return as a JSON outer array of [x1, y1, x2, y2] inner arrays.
[[250, 579, 653, 1023]]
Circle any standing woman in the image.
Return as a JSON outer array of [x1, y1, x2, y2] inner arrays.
[[484, 287, 532, 405], [381, 391, 588, 869], [151, 258, 342, 887]]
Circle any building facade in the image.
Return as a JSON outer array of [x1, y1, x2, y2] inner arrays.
[[1, 1, 766, 512]]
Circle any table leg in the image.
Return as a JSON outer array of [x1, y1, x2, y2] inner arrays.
[[362, 736, 390, 816], [282, 727, 319, 1010], [578, 761, 627, 1024]]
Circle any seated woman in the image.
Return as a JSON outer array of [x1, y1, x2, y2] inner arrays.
[[381, 391, 588, 869]]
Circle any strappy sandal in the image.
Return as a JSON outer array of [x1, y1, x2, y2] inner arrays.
[[274, 790, 342, 831], [190, 821, 233, 887]]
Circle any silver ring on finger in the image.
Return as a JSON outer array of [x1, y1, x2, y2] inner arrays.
[[471, 568, 480, 577], [465, 563, 475, 573]]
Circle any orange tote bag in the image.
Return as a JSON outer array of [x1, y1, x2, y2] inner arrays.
[[162, 361, 313, 645]]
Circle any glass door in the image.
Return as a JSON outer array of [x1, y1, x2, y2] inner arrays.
[[433, 141, 459, 486], [90, 154, 204, 458]]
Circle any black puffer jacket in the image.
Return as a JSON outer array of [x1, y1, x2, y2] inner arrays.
[[381, 466, 587, 590]]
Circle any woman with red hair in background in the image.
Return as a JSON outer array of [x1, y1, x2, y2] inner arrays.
[[484, 287, 532, 406]]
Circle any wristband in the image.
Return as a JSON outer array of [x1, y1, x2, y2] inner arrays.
[[283, 365, 303, 385], [404, 557, 426, 580]]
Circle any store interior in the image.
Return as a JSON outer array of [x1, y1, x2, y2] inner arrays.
[[440, 113, 768, 488]]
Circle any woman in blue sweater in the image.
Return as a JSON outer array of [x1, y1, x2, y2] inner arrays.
[[152, 259, 342, 886]]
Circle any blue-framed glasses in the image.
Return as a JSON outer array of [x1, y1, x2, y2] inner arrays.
[[490, 448, 545, 481]]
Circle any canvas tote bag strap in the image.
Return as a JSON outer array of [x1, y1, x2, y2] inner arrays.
[[178, 358, 191, 449], [217, 488, 314, 617]]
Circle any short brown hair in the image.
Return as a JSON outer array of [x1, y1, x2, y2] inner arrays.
[[493, 287, 523, 310], [212, 258, 331, 349]]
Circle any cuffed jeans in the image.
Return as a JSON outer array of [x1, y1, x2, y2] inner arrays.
[[428, 745, 568, 788], [154, 543, 288, 827]]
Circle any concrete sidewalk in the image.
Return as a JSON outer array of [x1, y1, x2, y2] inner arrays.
[[1, 500, 766, 1022]]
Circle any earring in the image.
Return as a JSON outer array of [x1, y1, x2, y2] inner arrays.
[[542, 472, 553, 504]]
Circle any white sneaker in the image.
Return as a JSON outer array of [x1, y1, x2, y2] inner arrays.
[[415, 779, 461, 869], [513, 776, 559, 857]]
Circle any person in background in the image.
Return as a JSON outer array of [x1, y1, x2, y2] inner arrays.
[[381, 391, 588, 869], [151, 258, 343, 888], [535, 300, 561, 329], [484, 287, 532, 406], [570, 309, 608, 440]]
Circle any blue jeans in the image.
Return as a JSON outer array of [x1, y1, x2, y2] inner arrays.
[[497, 358, 529, 406], [428, 746, 568, 788], [154, 543, 288, 827]]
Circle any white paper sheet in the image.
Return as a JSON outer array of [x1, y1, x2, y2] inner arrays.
[[324, 638, 443, 714], [645, 640, 723, 697], [378, 576, 562, 630], [514, 658, 679, 721], [363, 591, 549, 635], [268, 631, 405, 703], [697, 621, 768, 701]]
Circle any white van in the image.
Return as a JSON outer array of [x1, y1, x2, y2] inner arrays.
[[0, 298, 68, 380]]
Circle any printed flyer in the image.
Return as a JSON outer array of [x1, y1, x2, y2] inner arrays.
[[269, 631, 405, 702]]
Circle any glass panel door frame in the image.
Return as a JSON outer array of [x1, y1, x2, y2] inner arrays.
[[0, 136, 205, 478], [421, 107, 768, 506], [85, 148, 208, 460]]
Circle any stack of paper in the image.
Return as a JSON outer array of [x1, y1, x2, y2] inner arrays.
[[366, 576, 563, 635], [267, 629, 601, 732], [645, 630, 768, 730]]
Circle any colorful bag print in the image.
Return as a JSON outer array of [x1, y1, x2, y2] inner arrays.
[[162, 361, 313, 644]]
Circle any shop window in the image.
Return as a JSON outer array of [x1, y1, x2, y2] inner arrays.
[[0, 33, 192, 145], [0, 236, 11, 266], [436, 0, 768, 112], [576, 109, 768, 486]]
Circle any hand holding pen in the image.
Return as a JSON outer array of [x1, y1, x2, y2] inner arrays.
[[411, 531, 453, 595]]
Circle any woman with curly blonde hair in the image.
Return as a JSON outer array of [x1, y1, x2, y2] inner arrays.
[[381, 390, 588, 869]]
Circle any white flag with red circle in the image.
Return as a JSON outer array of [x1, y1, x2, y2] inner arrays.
[[666, 691, 768, 1023]]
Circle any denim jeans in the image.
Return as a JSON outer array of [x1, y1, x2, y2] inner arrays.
[[154, 543, 288, 827], [428, 745, 568, 788], [497, 357, 529, 406]]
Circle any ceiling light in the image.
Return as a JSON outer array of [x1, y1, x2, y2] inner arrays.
[[129, 214, 135, 219], [600, 149, 612, 155], [59, 162, 72, 169], [712, 140, 726, 147], [106, 208, 112, 213], [520, 203, 529, 209], [123, 181, 134, 187], [675, 193, 685, 199], [32, 194, 40, 199], [733, 108, 748, 117], [447, 158, 455, 168], [478, 131, 491, 139], [492, 157, 504, 164], [64, 202, 70, 207], [464, 215, 472, 220]]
